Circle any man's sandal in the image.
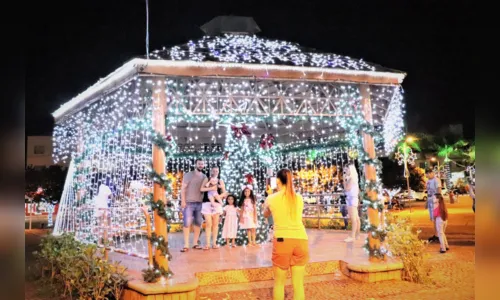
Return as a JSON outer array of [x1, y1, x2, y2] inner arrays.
[[180, 247, 189, 252], [193, 245, 203, 250]]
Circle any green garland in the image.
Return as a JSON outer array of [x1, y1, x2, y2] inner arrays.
[[277, 140, 350, 155], [147, 232, 171, 259], [142, 257, 174, 283], [335, 96, 388, 261], [148, 168, 172, 193], [141, 126, 177, 282], [171, 151, 223, 159]]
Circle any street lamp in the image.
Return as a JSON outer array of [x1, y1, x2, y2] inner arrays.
[[395, 137, 418, 212], [430, 157, 440, 178]]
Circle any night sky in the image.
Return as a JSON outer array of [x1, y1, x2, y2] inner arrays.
[[27, 0, 474, 138]]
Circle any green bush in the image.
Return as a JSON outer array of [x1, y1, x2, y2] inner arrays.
[[33, 233, 127, 300], [385, 214, 430, 283]]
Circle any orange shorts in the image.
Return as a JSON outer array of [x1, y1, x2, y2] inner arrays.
[[272, 238, 309, 270]]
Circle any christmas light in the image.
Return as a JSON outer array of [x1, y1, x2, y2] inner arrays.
[[52, 33, 406, 266]]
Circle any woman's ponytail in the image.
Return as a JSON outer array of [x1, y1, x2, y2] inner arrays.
[[277, 169, 297, 219]]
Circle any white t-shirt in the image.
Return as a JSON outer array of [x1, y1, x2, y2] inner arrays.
[[94, 184, 112, 209]]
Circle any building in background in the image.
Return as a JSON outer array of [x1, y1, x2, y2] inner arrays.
[[26, 136, 68, 168]]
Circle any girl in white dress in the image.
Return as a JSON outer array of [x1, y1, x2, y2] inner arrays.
[[239, 185, 258, 246], [222, 195, 239, 247]]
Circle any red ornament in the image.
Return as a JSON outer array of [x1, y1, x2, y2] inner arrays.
[[223, 151, 230, 160], [165, 135, 172, 142], [259, 134, 275, 149], [231, 124, 251, 139], [245, 173, 254, 185]]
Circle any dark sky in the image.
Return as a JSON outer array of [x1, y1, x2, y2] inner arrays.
[[27, 0, 474, 138]]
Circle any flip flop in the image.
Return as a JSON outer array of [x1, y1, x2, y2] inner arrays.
[[180, 247, 189, 252], [203, 245, 210, 250], [212, 245, 220, 249], [193, 244, 203, 250]]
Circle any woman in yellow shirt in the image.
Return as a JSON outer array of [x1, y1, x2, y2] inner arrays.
[[264, 169, 309, 300]]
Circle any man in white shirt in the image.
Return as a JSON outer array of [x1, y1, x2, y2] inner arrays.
[[426, 169, 442, 242]]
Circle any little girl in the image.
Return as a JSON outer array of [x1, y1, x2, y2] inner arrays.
[[433, 194, 450, 253], [222, 194, 239, 247], [204, 176, 228, 206], [239, 185, 258, 246]]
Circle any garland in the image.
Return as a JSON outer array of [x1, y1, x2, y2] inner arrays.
[[148, 168, 172, 193], [147, 232, 171, 259], [142, 258, 174, 283], [141, 126, 177, 281], [335, 96, 388, 261]]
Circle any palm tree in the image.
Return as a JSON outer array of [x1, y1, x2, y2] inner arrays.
[[436, 140, 467, 189], [465, 143, 475, 164], [419, 125, 469, 189]]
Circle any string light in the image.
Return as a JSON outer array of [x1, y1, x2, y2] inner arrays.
[[52, 33, 406, 264]]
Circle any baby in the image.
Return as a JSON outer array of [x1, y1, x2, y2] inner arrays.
[[205, 176, 228, 206]]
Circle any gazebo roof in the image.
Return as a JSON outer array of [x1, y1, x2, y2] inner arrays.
[[149, 34, 400, 74], [52, 18, 405, 121]]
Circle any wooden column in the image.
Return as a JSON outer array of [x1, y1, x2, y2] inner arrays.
[[359, 84, 383, 262], [152, 80, 168, 272]]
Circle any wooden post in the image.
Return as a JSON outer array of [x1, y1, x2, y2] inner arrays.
[[359, 84, 384, 262], [142, 205, 154, 268], [152, 79, 168, 273]]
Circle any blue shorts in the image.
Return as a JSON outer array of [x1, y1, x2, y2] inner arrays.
[[183, 202, 203, 228]]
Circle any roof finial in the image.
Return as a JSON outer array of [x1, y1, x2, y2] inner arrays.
[[200, 16, 261, 35]]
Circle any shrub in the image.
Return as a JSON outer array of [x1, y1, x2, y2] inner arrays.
[[385, 214, 430, 283], [33, 233, 127, 299]]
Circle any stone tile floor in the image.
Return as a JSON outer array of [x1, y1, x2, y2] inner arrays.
[[198, 244, 475, 300], [109, 229, 368, 283]]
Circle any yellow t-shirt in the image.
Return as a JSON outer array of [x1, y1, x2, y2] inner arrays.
[[266, 190, 308, 240]]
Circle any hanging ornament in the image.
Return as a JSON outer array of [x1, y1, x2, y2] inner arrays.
[[223, 151, 230, 160], [165, 135, 172, 142], [231, 123, 251, 139], [245, 173, 254, 185], [259, 133, 275, 149]]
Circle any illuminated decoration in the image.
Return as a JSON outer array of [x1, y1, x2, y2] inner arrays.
[[395, 147, 417, 178], [152, 35, 379, 71], [220, 126, 255, 194], [46, 204, 55, 227], [51, 32, 406, 265]]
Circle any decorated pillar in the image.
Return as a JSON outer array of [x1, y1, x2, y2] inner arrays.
[[359, 85, 384, 262], [152, 80, 168, 272]]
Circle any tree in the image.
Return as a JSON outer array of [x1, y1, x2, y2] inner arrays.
[[408, 166, 426, 191], [417, 126, 469, 189], [220, 125, 254, 194]]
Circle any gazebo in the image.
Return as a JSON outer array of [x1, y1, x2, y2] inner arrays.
[[53, 16, 406, 295]]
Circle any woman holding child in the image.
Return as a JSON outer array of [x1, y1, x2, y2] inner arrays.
[[200, 167, 228, 250]]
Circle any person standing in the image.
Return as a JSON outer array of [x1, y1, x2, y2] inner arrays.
[[221, 194, 239, 247], [426, 169, 442, 242], [466, 179, 475, 213], [239, 185, 258, 246], [339, 194, 349, 230], [200, 166, 227, 250], [180, 158, 211, 252], [433, 194, 450, 253], [264, 169, 309, 300], [343, 164, 360, 242]]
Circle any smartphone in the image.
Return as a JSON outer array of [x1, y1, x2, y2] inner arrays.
[[270, 177, 277, 189]]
